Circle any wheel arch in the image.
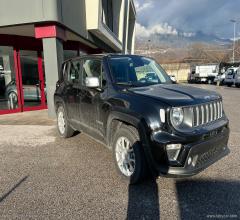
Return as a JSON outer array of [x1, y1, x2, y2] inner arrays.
[[54, 96, 70, 119], [106, 111, 142, 148], [106, 111, 158, 176], [7, 90, 17, 98], [54, 96, 65, 112]]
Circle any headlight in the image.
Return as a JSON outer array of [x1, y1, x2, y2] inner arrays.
[[171, 107, 184, 126]]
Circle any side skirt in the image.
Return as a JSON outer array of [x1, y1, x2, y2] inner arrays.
[[69, 119, 109, 149]]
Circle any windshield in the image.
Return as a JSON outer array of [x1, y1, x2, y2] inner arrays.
[[108, 56, 172, 86], [227, 68, 237, 75]]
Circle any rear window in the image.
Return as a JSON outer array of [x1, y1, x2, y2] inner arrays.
[[64, 60, 82, 84]]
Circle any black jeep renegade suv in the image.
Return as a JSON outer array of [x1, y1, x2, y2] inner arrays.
[[54, 54, 229, 184]]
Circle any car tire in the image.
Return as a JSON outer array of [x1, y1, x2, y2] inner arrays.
[[112, 124, 148, 184], [57, 105, 74, 138], [236, 84, 240, 88], [227, 83, 233, 87]]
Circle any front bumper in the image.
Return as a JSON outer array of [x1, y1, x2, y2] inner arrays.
[[166, 127, 229, 176], [149, 123, 230, 177]]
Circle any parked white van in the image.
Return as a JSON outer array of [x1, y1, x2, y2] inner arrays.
[[214, 72, 226, 85]]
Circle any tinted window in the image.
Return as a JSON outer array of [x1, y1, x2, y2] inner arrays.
[[68, 60, 81, 84], [82, 59, 102, 86]]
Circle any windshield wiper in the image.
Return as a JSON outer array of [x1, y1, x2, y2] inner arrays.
[[115, 82, 138, 87]]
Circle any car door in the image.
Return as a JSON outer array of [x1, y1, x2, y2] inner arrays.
[[63, 60, 81, 122], [25, 83, 40, 101], [233, 70, 237, 84], [79, 58, 107, 136], [236, 69, 240, 84]]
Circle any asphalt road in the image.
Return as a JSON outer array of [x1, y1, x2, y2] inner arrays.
[[0, 84, 239, 220]]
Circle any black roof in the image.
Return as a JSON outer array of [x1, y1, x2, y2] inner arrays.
[[65, 53, 146, 62]]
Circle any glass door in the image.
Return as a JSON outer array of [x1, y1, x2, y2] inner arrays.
[[18, 50, 46, 111], [0, 46, 21, 114]]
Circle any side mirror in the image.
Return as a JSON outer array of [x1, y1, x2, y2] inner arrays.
[[85, 77, 100, 88]]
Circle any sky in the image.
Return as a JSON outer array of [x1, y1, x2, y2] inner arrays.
[[134, 0, 240, 39]]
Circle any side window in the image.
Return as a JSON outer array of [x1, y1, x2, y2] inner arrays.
[[82, 59, 103, 86], [67, 60, 82, 84]]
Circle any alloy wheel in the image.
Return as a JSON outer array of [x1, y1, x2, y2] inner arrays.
[[58, 110, 65, 134], [8, 92, 18, 109], [115, 136, 136, 176]]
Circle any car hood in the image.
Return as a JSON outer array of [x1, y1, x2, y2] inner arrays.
[[127, 84, 221, 106]]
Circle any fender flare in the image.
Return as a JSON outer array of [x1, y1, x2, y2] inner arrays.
[[106, 111, 159, 175], [54, 96, 69, 118]]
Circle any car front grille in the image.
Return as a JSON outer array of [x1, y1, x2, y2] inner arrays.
[[191, 100, 223, 127]]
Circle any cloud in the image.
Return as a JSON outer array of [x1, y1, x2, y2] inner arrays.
[[135, 1, 153, 13], [182, 32, 196, 38], [134, 0, 240, 39], [136, 23, 178, 38], [135, 23, 151, 38], [136, 23, 196, 38]]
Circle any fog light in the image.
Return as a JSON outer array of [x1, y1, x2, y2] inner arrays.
[[166, 144, 182, 162]]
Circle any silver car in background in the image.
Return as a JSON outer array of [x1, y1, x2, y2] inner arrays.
[[5, 80, 46, 109], [224, 67, 239, 87], [235, 68, 240, 88]]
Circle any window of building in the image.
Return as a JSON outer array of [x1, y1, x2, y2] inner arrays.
[[102, 0, 113, 32], [127, 5, 135, 53], [0, 46, 19, 111]]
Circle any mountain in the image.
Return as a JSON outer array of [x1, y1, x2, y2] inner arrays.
[[136, 31, 232, 48], [185, 31, 231, 44], [135, 30, 235, 64]]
